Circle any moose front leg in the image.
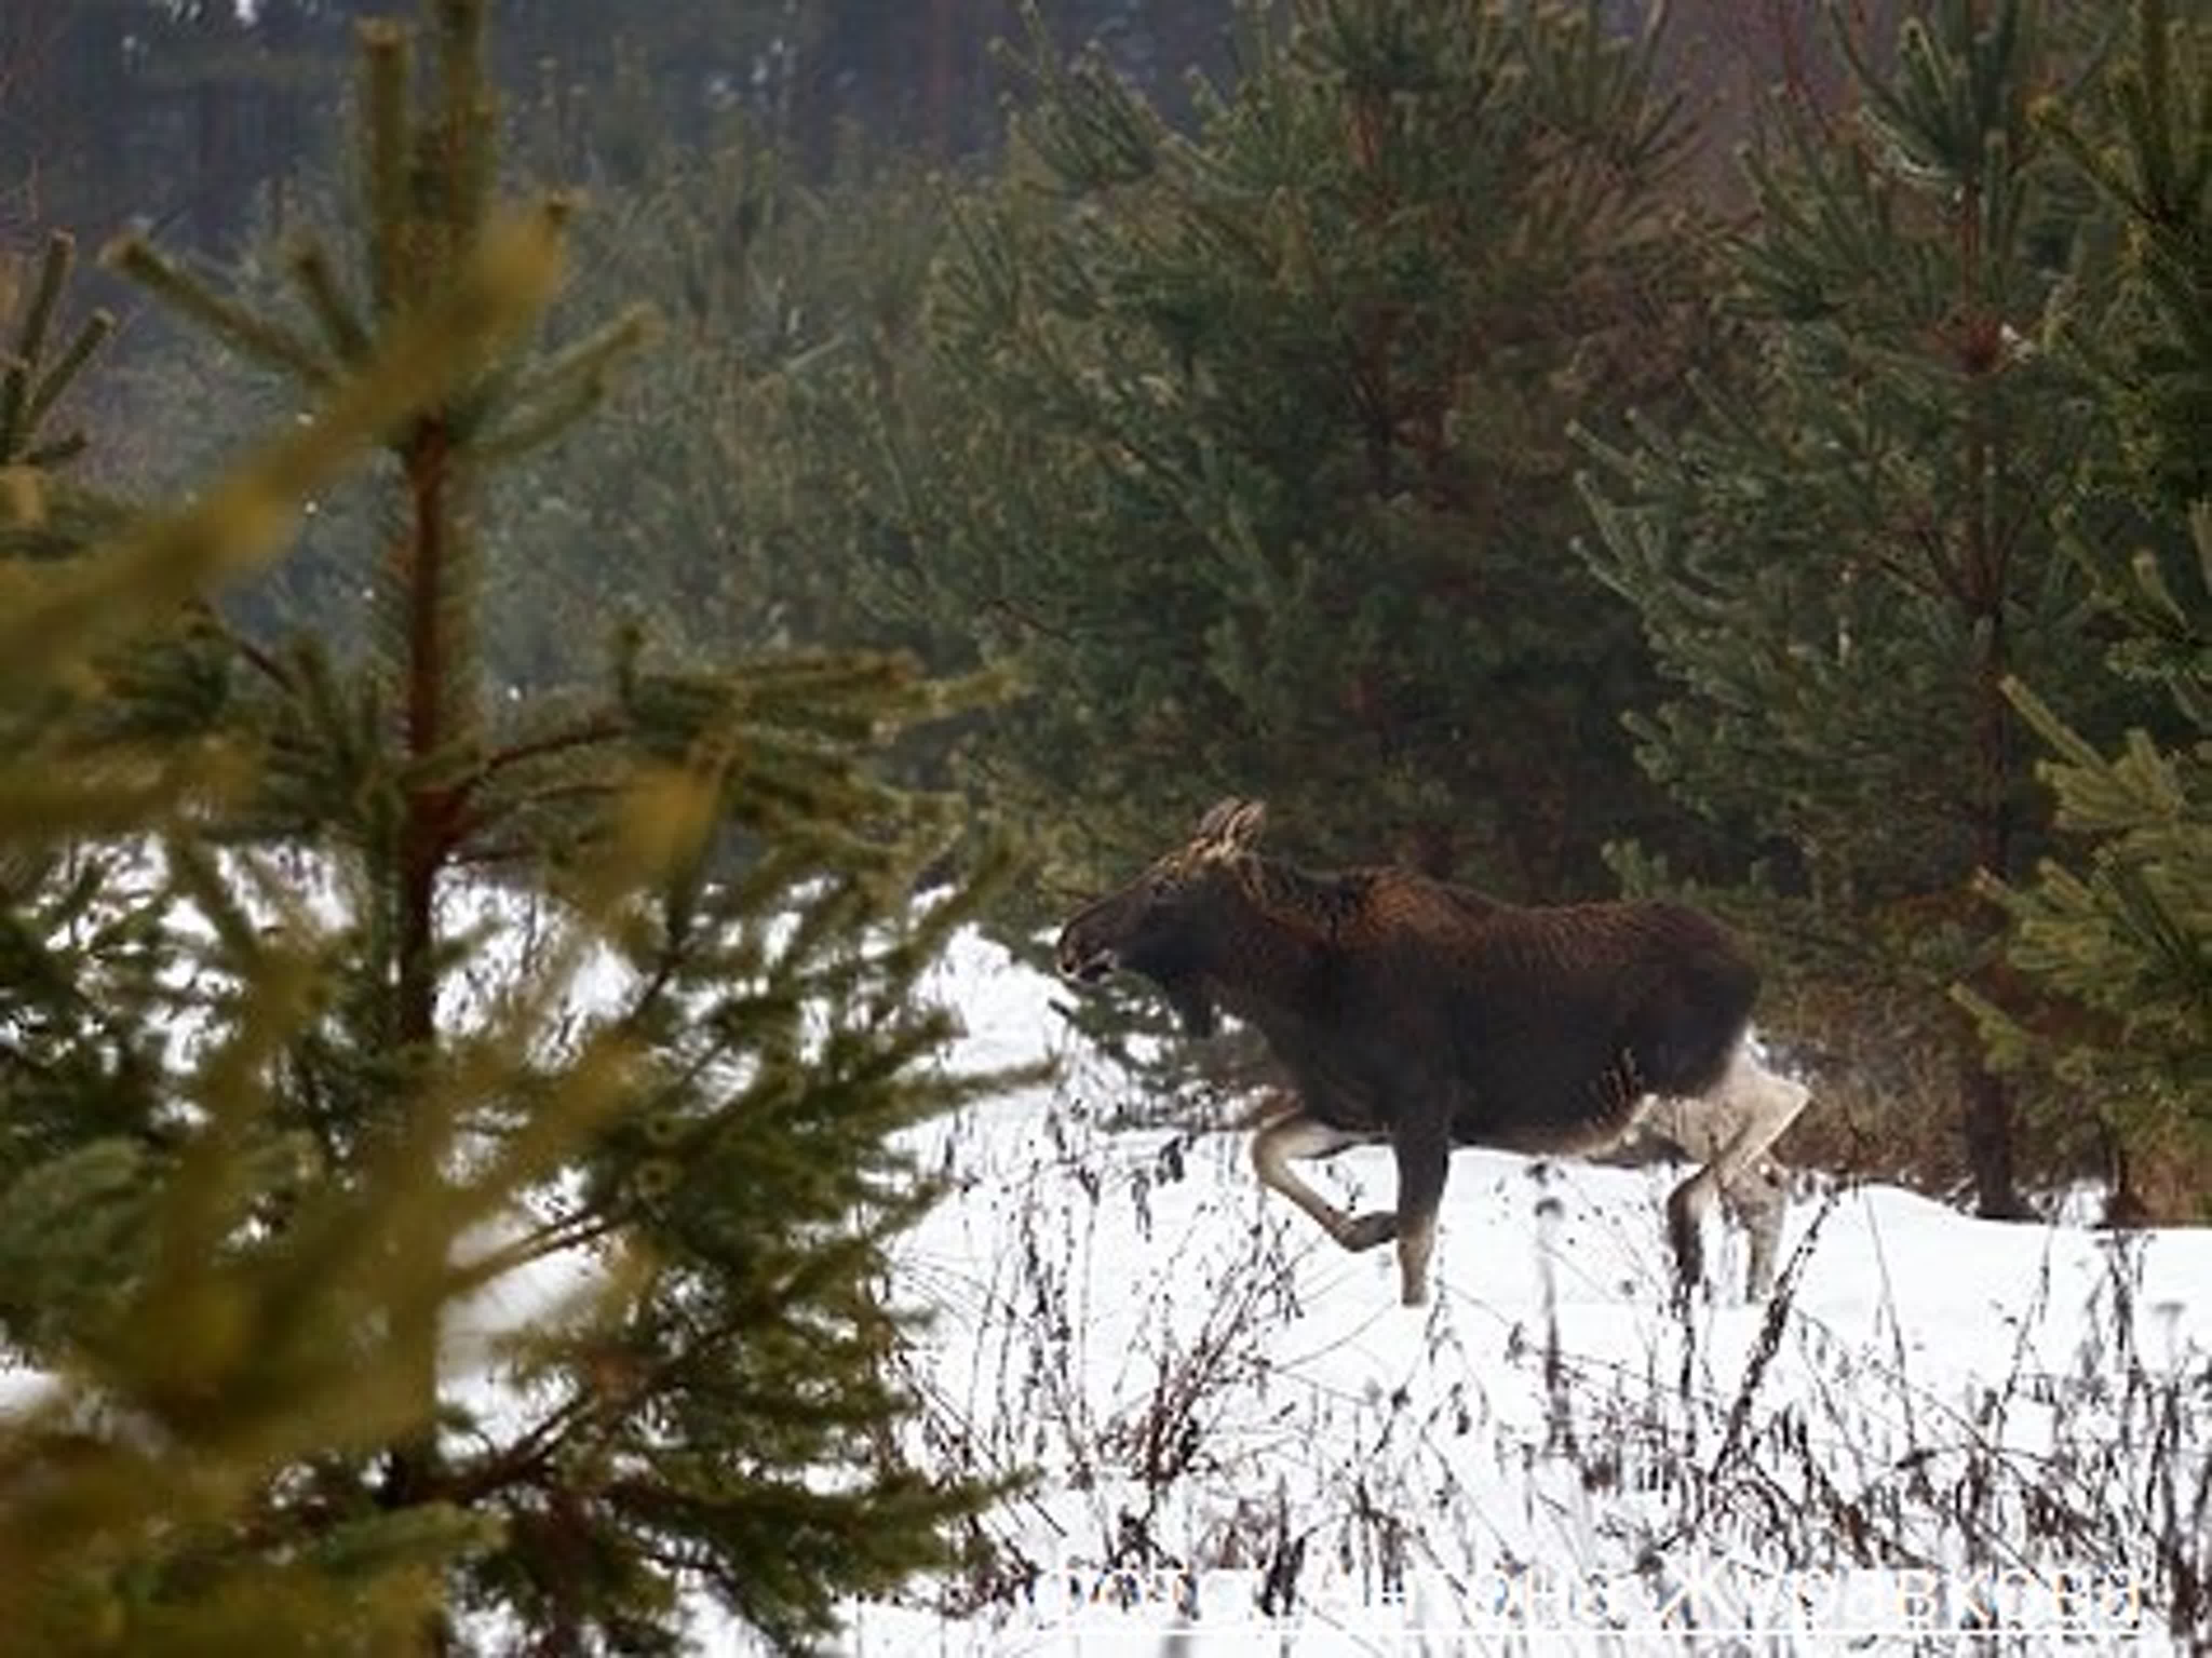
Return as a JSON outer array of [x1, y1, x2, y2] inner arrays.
[[1249, 1110, 1394, 1252], [1389, 1110, 1452, 1306]]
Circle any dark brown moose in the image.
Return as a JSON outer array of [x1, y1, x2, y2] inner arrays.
[[1055, 798, 1810, 1306]]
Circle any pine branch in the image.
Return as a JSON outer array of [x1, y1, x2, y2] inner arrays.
[[443, 1396, 595, 1507], [360, 20, 410, 321], [287, 239, 372, 367], [473, 714, 628, 784], [16, 232, 72, 374], [8, 213, 567, 683], [1, 233, 108, 464], [476, 303, 657, 461], [22, 432, 87, 469], [105, 237, 335, 387], [436, 0, 496, 251], [224, 626, 301, 695], [25, 313, 117, 435]]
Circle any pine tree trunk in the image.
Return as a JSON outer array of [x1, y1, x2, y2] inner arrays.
[[1959, 210, 2027, 1221], [1965, 612, 2028, 1219], [385, 414, 460, 1657], [1961, 1056, 2032, 1220], [1963, 648, 2031, 1221]]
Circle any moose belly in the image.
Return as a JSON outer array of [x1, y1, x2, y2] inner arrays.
[[1452, 1093, 1649, 1156]]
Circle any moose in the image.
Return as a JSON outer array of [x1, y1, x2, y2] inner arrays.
[[1055, 798, 1810, 1306]]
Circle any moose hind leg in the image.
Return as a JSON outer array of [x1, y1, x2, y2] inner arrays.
[[1720, 1157, 1789, 1300], [1666, 1043, 1810, 1298], [1250, 1111, 1392, 1251]]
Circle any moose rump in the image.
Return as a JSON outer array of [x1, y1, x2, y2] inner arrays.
[[1056, 798, 1809, 1306], [1423, 904, 1758, 1149]]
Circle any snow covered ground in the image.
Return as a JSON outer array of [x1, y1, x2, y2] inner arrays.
[[817, 929, 2211, 1654], [6, 890, 2203, 1653]]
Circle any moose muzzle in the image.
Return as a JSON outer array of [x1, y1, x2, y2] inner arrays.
[[1055, 924, 1116, 983]]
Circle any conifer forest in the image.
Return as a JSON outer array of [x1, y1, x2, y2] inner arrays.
[[0, 1, 2207, 1652]]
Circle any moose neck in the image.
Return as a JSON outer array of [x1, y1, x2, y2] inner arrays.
[[1191, 857, 1343, 1030], [1235, 855, 1368, 933]]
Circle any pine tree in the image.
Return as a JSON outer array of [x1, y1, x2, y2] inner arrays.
[[878, 0, 1717, 903], [2, 117, 577, 1650], [485, 118, 960, 695], [2, 2, 1015, 1651], [104, 81, 954, 710], [1961, 0, 2211, 1212], [1576, 0, 2168, 1215]]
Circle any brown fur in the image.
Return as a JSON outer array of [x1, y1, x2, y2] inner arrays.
[[1057, 798, 1805, 1305]]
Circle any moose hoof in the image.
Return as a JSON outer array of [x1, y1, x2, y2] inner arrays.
[[1744, 1244, 1779, 1304], [1339, 1211, 1399, 1252]]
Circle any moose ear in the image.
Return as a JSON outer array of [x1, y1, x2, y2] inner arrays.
[[1192, 797, 1265, 860], [1192, 798, 1246, 844], [1219, 799, 1267, 850]]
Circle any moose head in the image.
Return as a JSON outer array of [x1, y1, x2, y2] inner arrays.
[[1054, 797, 1269, 1037]]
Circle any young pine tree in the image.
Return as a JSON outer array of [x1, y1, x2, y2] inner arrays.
[[1, 2, 1014, 1651], [886, 0, 1715, 904], [1962, 0, 2211, 1216], [1577, 0, 2169, 1215], [1, 136, 579, 1650]]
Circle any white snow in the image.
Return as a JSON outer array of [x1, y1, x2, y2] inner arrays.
[[824, 928, 2210, 1655], [5, 909, 2204, 1653]]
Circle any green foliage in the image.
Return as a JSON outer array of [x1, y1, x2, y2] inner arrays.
[[0, 132, 574, 1653], [2038, 0, 2212, 515], [487, 126, 959, 693], [1978, 614, 2210, 1108], [0, 231, 126, 560], [1, 1, 1020, 1651], [1961, 0, 2212, 1187], [102, 97, 961, 724], [868, 0, 1719, 904], [0, 232, 113, 476], [1576, 0, 2168, 1210]]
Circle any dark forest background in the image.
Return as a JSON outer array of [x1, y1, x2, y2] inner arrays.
[[6, 0, 2202, 1220], [0, 4, 2204, 1644]]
